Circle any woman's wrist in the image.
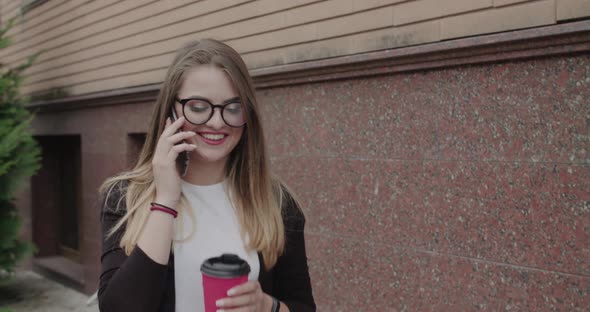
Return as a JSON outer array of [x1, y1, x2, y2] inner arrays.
[[153, 197, 178, 209], [263, 294, 274, 311], [279, 301, 290, 312], [150, 203, 178, 218], [265, 294, 283, 312]]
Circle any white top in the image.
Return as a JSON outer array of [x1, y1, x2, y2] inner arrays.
[[174, 180, 260, 312]]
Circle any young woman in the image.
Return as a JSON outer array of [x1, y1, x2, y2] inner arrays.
[[98, 39, 315, 312]]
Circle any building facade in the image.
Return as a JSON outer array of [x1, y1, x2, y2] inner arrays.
[[2, 0, 589, 310]]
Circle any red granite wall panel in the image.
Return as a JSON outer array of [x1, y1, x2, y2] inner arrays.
[[260, 54, 589, 310], [261, 77, 442, 160], [307, 235, 589, 311], [261, 56, 589, 163], [431, 161, 588, 275]]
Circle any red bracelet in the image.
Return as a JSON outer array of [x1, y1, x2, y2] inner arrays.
[[150, 202, 178, 218]]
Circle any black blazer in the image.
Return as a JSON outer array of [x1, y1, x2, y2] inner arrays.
[[98, 182, 316, 312]]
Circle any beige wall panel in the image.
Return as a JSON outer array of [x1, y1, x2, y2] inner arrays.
[[284, 20, 440, 64], [2, 0, 19, 11], [394, 0, 493, 26], [1, 0, 120, 57], [4, 0, 69, 37], [441, 0, 555, 40], [30, 56, 169, 96], [24, 0, 350, 83], [283, 0, 352, 26], [227, 2, 426, 55], [352, 0, 406, 11], [1, 0, 21, 20], [22, 0, 322, 81], [316, 6, 394, 39], [28, 17, 317, 88], [17, 0, 275, 70], [14, 0, 590, 97], [25, 35, 191, 85], [65, 68, 168, 96], [24, 20, 441, 96], [242, 50, 286, 69], [2, 0, 194, 64], [27, 19, 438, 95], [24, 0, 412, 83], [253, 0, 321, 13], [22, 0, 411, 85], [25, 0, 318, 85], [23, 0, 118, 41], [242, 20, 440, 68], [15, 0, 87, 35], [26, 53, 174, 94], [494, 0, 532, 7], [228, 23, 318, 54], [557, 0, 590, 21], [22, 67, 167, 96], [192, 0, 356, 39], [4, 0, 67, 25], [213, 10, 288, 39]]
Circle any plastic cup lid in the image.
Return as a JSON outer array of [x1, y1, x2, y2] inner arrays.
[[200, 253, 251, 278]]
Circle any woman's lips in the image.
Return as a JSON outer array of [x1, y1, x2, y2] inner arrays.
[[198, 132, 228, 145]]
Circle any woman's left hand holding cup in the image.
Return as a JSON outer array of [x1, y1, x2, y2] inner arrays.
[[215, 281, 271, 312]]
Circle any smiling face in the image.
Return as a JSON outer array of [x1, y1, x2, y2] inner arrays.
[[175, 64, 244, 166]]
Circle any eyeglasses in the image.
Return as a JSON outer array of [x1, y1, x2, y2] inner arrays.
[[176, 96, 246, 127]]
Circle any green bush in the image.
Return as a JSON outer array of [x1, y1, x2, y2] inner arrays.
[[0, 18, 41, 275]]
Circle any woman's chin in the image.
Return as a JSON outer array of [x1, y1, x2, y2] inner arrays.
[[190, 150, 227, 164]]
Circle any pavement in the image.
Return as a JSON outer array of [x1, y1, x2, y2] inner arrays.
[[0, 270, 99, 312]]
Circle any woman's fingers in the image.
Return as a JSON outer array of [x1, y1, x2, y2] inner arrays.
[[227, 282, 258, 296], [217, 295, 261, 312], [217, 307, 253, 312], [216, 282, 263, 311], [216, 294, 256, 309], [162, 116, 186, 137], [155, 117, 181, 154], [166, 143, 197, 162], [168, 130, 197, 144], [156, 116, 194, 155]]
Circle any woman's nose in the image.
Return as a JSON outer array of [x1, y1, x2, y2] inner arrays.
[[206, 107, 225, 128]]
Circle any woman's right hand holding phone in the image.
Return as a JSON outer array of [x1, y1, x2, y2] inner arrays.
[[152, 116, 197, 208]]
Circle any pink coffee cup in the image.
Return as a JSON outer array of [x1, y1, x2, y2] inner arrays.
[[201, 254, 251, 312]]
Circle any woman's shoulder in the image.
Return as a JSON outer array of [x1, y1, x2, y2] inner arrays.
[[101, 179, 130, 215], [278, 183, 306, 230]]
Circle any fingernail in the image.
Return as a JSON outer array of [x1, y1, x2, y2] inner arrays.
[[189, 131, 196, 135], [227, 289, 235, 296], [216, 299, 224, 307]]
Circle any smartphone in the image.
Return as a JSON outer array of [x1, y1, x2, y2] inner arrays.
[[170, 107, 189, 176], [170, 106, 179, 122]]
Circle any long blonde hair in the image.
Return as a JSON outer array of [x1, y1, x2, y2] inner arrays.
[[99, 39, 285, 269]]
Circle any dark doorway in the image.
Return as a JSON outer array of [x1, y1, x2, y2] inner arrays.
[[31, 135, 81, 262]]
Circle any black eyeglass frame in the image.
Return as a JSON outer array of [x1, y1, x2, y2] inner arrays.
[[175, 96, 246, 128]]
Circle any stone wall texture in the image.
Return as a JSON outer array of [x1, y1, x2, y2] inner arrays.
[[257, 54, 589, 311]]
